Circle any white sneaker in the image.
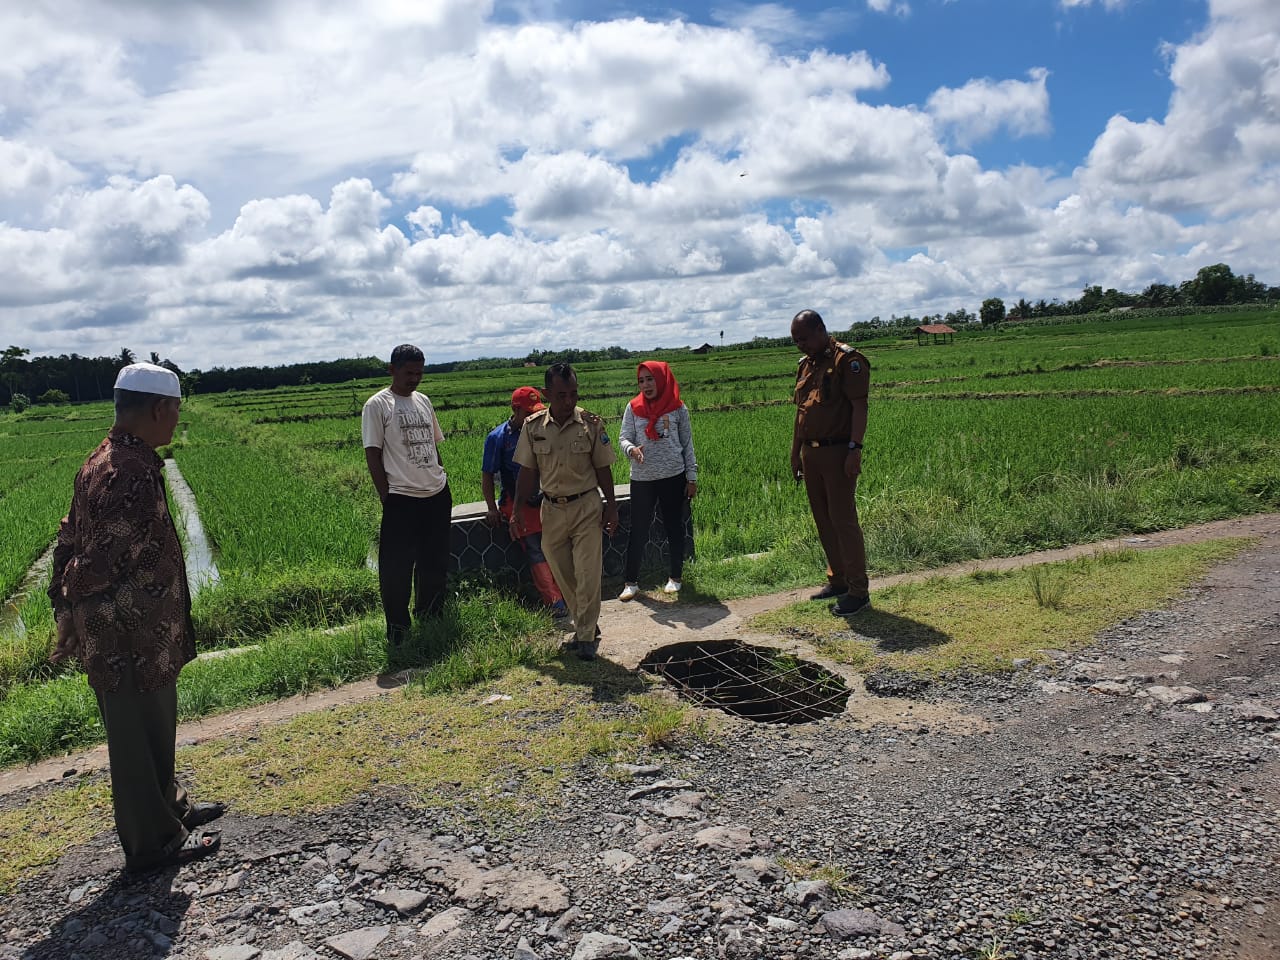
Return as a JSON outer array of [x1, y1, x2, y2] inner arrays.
[[618, 583, 640, 601], [663, 578, 681, 594]]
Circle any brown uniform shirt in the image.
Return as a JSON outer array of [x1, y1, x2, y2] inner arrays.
[[513, 407, 616, 497], [794, 338, 871, 442], [48, 429, 196, 693]]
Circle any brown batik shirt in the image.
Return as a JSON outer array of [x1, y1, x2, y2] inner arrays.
[[48, 429, 196, 693]]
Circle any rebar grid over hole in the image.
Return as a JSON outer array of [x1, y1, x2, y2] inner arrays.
[[639, 639, 851, 724]]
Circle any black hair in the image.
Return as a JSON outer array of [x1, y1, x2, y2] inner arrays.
[[390, 344, 425, 367], [792, 309, 826, 333], [114, 388, 173, 416], [545, 361, 577, 389]]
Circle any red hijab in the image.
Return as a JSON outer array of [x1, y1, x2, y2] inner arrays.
[[629, 361, 682, 441]]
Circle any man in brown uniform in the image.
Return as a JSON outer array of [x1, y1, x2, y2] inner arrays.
[[512, 362, 619, 660], [49, 362, 224, 872], [790, 309, 872, 616]]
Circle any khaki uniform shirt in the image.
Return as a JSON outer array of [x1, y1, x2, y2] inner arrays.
[[513, 407, 616, 497], [794, 337, 871, 442]]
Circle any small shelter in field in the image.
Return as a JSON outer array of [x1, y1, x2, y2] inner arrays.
[[914, 323, 956, 345], [691, 342, 714, 354]]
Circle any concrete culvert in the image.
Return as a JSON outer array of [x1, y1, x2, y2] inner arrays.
[[639, 639, 850, 724]]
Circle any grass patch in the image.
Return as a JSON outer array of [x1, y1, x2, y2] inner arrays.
[[780, 856, 862, 900], [0, 780, 112, 893], [0, 589, 549, 767], [0, 666, 707, 892], [747, 539, 1251, 674]]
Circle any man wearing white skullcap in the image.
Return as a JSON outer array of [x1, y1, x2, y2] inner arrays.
[[48, 362, 224, 871]]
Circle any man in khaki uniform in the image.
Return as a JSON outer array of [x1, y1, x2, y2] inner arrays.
[[790, 309, 872, 616], [513, 362, 619, 659]]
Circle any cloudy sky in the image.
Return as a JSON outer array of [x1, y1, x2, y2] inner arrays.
[[2, 0, 1276, 369]]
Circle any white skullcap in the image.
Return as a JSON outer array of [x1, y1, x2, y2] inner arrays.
[[114, 362, 181, 398]]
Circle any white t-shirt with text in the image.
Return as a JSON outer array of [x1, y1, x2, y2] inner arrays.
[[361, 388, 448, 498]]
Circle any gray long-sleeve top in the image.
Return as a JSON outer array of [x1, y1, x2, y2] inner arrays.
[[619, 404, 698, 482]]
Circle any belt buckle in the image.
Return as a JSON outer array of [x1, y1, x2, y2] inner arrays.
[[807, 440, 820, 448]]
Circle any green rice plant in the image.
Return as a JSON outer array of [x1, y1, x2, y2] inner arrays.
[[192, 566, 379, 646]]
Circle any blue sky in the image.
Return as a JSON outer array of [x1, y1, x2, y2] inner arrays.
[[0, 0, 1276, 366]]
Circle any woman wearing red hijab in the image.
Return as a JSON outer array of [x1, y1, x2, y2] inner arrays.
[[618, 361, 698, 599]]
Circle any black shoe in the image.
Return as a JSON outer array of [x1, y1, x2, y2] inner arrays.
[[576, 641, 599, 661], [833, 594, 871, 616], [810, 583, 847, 601]]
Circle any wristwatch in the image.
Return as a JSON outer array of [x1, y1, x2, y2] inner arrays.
[[848, 441, 863, 450]]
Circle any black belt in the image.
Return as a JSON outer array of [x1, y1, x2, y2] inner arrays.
[[804, 438, 847, 448], [545, 489, 596, 505]]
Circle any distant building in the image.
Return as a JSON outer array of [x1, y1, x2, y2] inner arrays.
[[914, 323, 956, 345], [691, 342, 714, 354]]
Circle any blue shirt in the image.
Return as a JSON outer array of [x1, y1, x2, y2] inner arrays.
[[482, 420, 523, 504]]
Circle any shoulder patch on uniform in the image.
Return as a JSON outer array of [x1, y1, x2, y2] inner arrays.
[[601, 432, 611, 445]]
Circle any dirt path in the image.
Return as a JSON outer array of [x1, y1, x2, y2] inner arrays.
[[3, 512, 1276, 798]]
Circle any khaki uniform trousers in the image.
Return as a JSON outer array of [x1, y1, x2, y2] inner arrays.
[[95, 662, 195, 871], [801, 445, 869, 596], [540, 495, 604, 646]]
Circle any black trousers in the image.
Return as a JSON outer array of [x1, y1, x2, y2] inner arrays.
[[95, 662, 194, 872], [379, 487, 452, 638], [625, 473, 688, 582]]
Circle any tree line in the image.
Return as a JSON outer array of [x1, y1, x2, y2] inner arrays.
[[965, 262, 1277, 328], [3, 263, 1276, 409]]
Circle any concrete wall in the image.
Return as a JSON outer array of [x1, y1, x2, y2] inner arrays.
[[447, 485, 694, 586]]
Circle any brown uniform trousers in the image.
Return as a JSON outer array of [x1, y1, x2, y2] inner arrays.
[[515, 407, 617, 647], [795, 339, 871, 597], [800, 445, 869, 596]]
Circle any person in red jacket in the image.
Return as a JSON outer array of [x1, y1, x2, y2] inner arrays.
[[482, 386, 569, 619]]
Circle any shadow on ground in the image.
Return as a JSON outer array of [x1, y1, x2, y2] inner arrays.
[[630, 592, 731, 630], [533, 647, 650, 703], [846, 609, 952, 652], [21, 867, 191, 960]]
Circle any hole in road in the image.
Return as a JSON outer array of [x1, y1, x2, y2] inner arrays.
[[639, 639, 850, 724]]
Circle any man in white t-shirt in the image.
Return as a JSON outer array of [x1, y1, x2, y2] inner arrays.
[[362, 344, 452, 646]]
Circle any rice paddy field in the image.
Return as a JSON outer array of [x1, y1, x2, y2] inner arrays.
[[167, 308, 1280, 591], [1, 308, 1278, 762]]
